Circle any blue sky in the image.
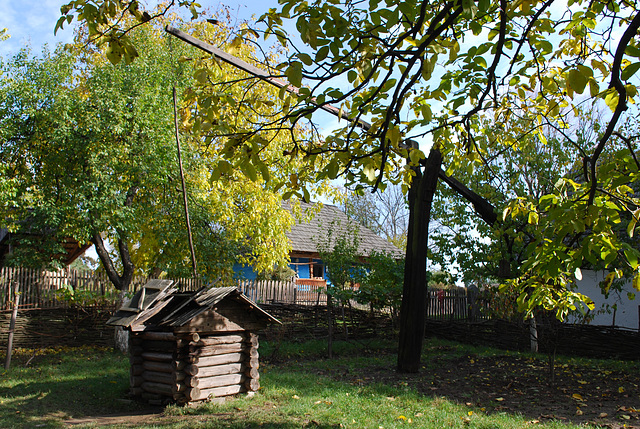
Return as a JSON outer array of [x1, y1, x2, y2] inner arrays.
[[0, 0, 279, 59], [0, 0, 76, 58]]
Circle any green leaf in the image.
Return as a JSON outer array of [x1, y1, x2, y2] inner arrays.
[[625, 45, 640, 58], [449, 41, 460, 62], [316, 46, 330, 62], [105, 39, 123, 65], [567, 68, 587, 94], [240, 160, 258, 182], [286, 61, 303, 87], [298, 52, 313, 66], [228, 36, 243, 55], [621, 62, 640, 81]]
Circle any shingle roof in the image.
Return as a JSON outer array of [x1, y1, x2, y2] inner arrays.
[[284, 201, 402, 258], [107, 281, 280, 329]]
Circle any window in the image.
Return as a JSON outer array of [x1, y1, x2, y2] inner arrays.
[[311, 263, 324, 279]]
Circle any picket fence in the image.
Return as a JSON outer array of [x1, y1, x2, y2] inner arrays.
[[0, 266, 475, 318], [0, 266, 332, 310], [426, 287, 481, 321]]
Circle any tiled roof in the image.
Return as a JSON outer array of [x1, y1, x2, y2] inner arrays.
[[284, 201, 402, 258]]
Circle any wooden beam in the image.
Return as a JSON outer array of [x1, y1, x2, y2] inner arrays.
[[164, 26, 368, 127]]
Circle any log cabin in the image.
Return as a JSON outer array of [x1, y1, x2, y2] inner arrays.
[[107, 280, 280, 405]]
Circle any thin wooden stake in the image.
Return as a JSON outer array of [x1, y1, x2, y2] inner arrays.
[[173, 87, 197, 279], [4, 281, 20, 370]]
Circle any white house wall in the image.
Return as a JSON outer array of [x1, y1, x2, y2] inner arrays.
[[570, 270, 639, 330]]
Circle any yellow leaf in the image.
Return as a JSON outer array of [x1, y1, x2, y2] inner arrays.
[[228, 36, 243, 55], [602, 272, 615, 294], [572, 393, 584, 401], [605, 90, 619, 111], [618, 386, 625, 393]]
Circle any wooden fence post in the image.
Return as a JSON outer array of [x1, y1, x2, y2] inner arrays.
[[4, 280, 20, 370]]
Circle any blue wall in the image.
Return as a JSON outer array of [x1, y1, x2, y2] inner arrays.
[[233, 263, 257, 280], [233, 257, 327, 280]]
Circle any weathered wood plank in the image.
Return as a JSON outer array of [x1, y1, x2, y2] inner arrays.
[[189, 343, 245, 356], [195, 334, 243, 347], [186, 363, 243, 380], [141, 381, 173, 396], [141, 352, 175, 362], [185, 353, 244, 374]]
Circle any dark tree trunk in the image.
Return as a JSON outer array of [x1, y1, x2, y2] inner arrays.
[[91, 185, 138, 292], [91, 186, 138, 353], [92, 233, 135, 291], [397, 148, 442, 373]]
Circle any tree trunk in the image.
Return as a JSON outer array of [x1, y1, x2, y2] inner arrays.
[[114, 289, 129, 353], [4, 281, 20, 370], [397, 148, 442, 373], [529, 316, 539, 353]]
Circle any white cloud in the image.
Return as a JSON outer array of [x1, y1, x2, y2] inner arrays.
[[0, 0, 76, 58]]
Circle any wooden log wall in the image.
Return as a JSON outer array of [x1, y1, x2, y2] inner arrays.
[[130, 331, 261, 404]]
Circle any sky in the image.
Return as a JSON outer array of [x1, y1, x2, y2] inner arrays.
[[0, 0, 279, 59]]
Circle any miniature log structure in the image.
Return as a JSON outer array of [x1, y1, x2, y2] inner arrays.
[[107, 280, 279, 405]]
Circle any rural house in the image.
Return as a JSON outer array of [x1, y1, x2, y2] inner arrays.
[[235, 201, 402, 287], [0, 227, 90, 268]]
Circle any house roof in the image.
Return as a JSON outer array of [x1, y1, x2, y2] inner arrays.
[[0, 227, 91, 267], [284, 201, 402, 258], [107, 280, 280, 330]]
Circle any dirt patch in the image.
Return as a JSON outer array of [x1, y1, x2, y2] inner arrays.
[[64, 409, 163, 427], [322, 345, 640, 429], [64, 410, 237, 427]]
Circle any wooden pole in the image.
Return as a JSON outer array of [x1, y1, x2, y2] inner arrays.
[[173, 86, 197, 279], [4, 281, 20, 370]]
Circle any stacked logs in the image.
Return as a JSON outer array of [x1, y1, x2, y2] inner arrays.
[[129, 331, 260, 404]]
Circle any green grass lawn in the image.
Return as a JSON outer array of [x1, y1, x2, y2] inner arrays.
[[0, 339, 631, 428]]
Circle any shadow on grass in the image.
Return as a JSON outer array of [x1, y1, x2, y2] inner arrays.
[[0, 351, 148, 429]]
